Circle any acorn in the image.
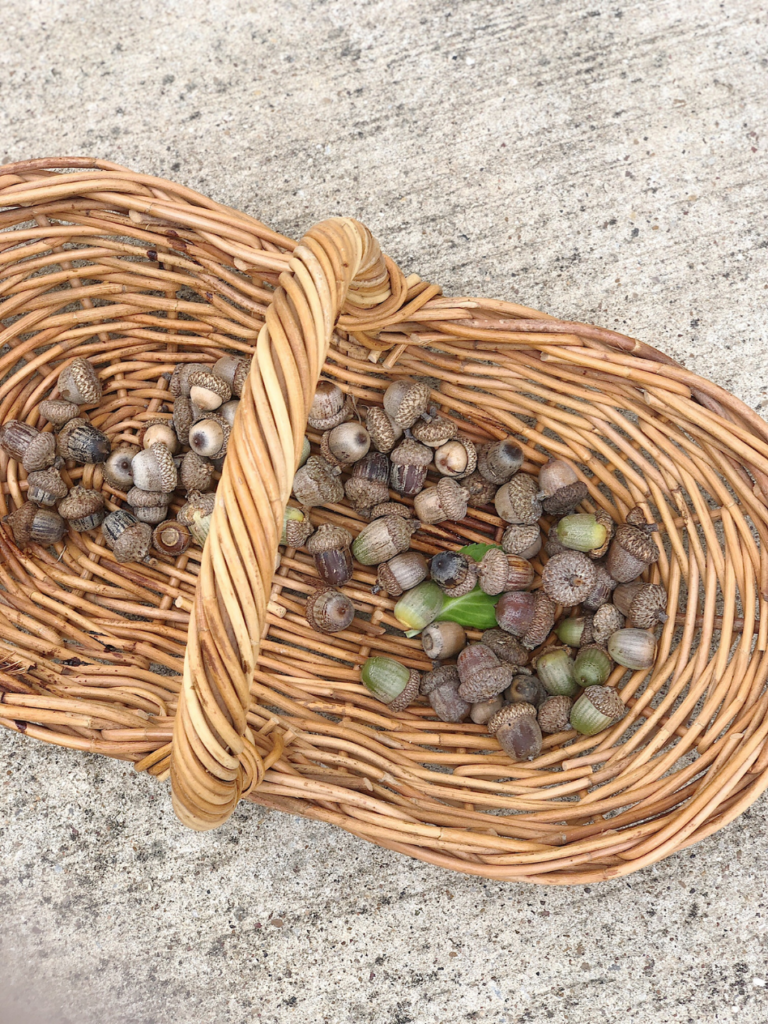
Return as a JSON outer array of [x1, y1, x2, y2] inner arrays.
[[169, 362, 210, 398], [480, 629, 528, 667], [607, 628, 657, 670], [495, 474, 542, 525], [172, 395, 194, 446], [152, 520, 192, 556], [487, 703, 542, 760], [434, 437, 477, 478], [573, 646, 613, 688], [570, 686, 627, 736], [544, 532, 566, 558], [555, 615, 594, 648], [389, 438, 433, 496], [219, 399, 240, 428], [57, 357, 102, 405], [0, 420, 56, 471], [538, 696, 574, 735], [413, 478, 469, 524], [429, 551, 478, 597], [534, 647, 578, 696], [361, 656, 421, 712], [131, 443, 177, 493], [537, 460, 590, 516], [606, 524, 659, 583], [213, 354, 250, 396], [281, 507, 313, 547], [292, 456, 344, 507], [306, 524, 354, 586], [458, 642, 500, 680], [592, 604, 625, 644], [505, 674, 547, 709], [58, 486, 106, 532], [57, 418, 110, 465], [127, 486, 172, 525], [458, 660, 514, 703], [180, 450, 215, 493], [38, 399, 79, 429], [102, 443, 139, 491], [298, 435, 311, 468], [625, 505, 659, 531], [411, 416, 457, 448], [470, 696, 505, 725], [588, 510, 615, 560], [307, 381, 352, 431], [177, 491, 216, 546], [383, 379, 431, 429], [613, 582, 669, 629], [25, 468, 68, 506], [556, 514, 608, 555], [501, 524, 542, 561], [495, 591, 536, 638], [322, 422, 371, 466], [101, 509, 153, 563], [373, 550, 429, 597], [4, 502, 67, 548], [463, 471, 498, 508], [393, 581, 445, 631], [522, 591, 557, 649], [188, 416, 230, 459], [351, 515, 419, 565], [344, 451, 390, 509], [365, 501, 413, 521], [421, 665, 471, 723], [306, 587, 355, 634], [541, 551, 598, 606], [582, 564, 617, 611], [365, 406, 403, 453], [477, 438, 524, 485], [477, 548, 535, 595], [421, 621, 467, 660], [137, 419, 177, 454]]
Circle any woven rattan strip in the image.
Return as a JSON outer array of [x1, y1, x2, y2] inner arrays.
[[1, 158, 767, 883]]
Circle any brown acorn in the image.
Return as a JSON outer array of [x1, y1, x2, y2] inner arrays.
[[495, 591, 536, 638], [102, 443, 139, 492], [487, 703, 542, 760], [470, 696, 505, 725], [351, 515, 419, 565], [365, 406, 403, 453], [505, 673, 547, 709], [307, 381, 352, 431], [591, 603, 625, 644], [57, 357, 102, 405], [57, 418, 110, 465], [38, 399, 79, 429], [0, 420, 56, 471], [463, 471, 498, 508], [582, 564, 617, 611], [413, 478, 469, 524], [383, 379, 431, 429], [434, 436, 477, 478], [282, 507, 314, 548], [411, 416, 457, 448], [374, 550, 429, 597], [477, 548, 535, 596], [58, 486, 106, 532], [306, 524, 354, 586], [480, 629, 529, 667], [152, 520, 192, 556], [542, 551, 598, 605], [292, 456, 344, 507], [457, 642, 499, 679], [306, 587, 355, 634], [476, 438, 524, 484], [25, 468, 68, 506], [522, 591, 557, 650], [4, 502, 67, 547], [421, 621, 467, 660], [421, 665, 471, 723], [344, 451, 391, 509], [537, 459, 590, 516], [365, 501, 413, 521], [180, 450, 215, 493], [501, 524, 542, 560], [625, 505, 658, 531], [538, 696, 574, 735], [429, 551, 478, 597], [169, 362, 210, 398], [458, 662, 514, 703], [606, 525, 659, 583], [127, 486, 172, 525], [172, 395, 194, 446], [389, 438, 433, 496], [613, 582, 669, 629], [495, 474, 542, 525]]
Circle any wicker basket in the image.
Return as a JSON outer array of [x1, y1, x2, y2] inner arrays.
[[1, 158, 767, 884]]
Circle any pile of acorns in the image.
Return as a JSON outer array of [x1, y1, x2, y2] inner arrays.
[[292, 377, 668, 762], [0, 353, 250, 562]]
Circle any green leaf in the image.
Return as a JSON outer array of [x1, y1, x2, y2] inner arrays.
[[436, 586, 500, 629], [459, 541, 503, 562]]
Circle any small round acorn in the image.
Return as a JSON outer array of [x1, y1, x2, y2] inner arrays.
[[140, 419, 180, 454], [421, 621, 467, 660], [477, 438, 524, 485], [306, 524, 354, 586], [434, 437, 477, 478], [495, 474, 542, 525], [413, 478, 469, 524], [102, 443, 139, 491], [308, 381, 352, 431], [501, 524, 542, 560], [101, 509, 153, 563], [323, 422, 371, 465], [38, 399, 79, 429], [131, 443, 178, 492], [542, 551, 598, 606], [383, 379, 431, 429], [487, 703, 542, 760], [188, 417, 229, 459], [389, 438, 433, 496], [606, 524, 659, 583], [57, 357, 102, 405], [613, 582, 668, 629], [25, 468, 68, 506], [421, 665, 471, 723], [306, 587, 355, 634], [58, 486, 106, 531], [463, 471, 498, 507]]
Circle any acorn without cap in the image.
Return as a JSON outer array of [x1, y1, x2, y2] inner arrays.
[[58, 486, 106, 531], [365, 405, 402, 453], [421, 620, 467, 660], [306, 524, 354, 586], [101, 509, 153, 563], [323, 422, 371, 466], [102, 443, 139, 491], [188, 416, 230, 459], [606, 524, 659, 583], [390, 438, 433, 496], [57, 357, 102, 405], [413, 478, 469, 524], [495, 474, 542, 525], [292, 456, 344, 507], [4, 503, 67, 547], [434, 436, 477, 478], [477, 438, 524, 485], [487, 703, 542, 760], [470, 696, 505, 725], [505, 673, 547, 709], [25, 468, 68, 506], [383, 379, 431, 429]]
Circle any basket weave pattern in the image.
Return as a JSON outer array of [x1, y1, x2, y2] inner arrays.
[[1, 158, 768, 883]]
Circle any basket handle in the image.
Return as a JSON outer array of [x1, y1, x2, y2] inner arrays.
[[170, 219, 398, 830]]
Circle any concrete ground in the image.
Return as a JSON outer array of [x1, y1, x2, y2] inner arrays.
[[1, 0, 767, 1021]]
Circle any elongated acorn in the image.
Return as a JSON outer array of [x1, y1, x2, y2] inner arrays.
[[495, 474, 542, 525], [556, 514, 607, 554], [555, 615, 594, 648], [477, 548, 535, 595], [293, 456, 344, 507], [58, 486, 106, 531], [505, 674, 547, 708], [308, 381, 352, 431], [177, 491, 216, 546], [306, 524, 354, 585], [421, 665, 470, 723], [323, 422, 371, 465], [501, 524, 542, 560], [26, 468, 68, 506], [361, 656, 421, 712], [102, 509, 153, 562], [470, 696, 504, 724], [414, 478, 469, 524], [306, 587, 355, 634], [38, 399, 79, 429], [394, 581, 445, 631], [542, 551, 598, 605], [152, 520, 191, 556], [534, 647, 579, 696], [573, 645, 613, 688], [522, 591, 557, 649], [421, 621, 467, 660], [464, 471, 498, 507], [607, 628, 657, 670], [592, 604, 625, 644], [345, 451, 390, 509], [383, 379, 431, 428], [613, 582, 668, 628], [390, 438, 433, 496], [434, 437, 477, 478], [352, 515, 419, 565], [57, 418, 110, 465], [538, 695, 574, 734], [281, 507, 313, 547], [480, 628, 528, 666], [477, 438, 524, 484], [488, 703, 542, 760], [0, 421, 56, 471], [570, 685, 626, 736], [4, 502, 66, 547], [374, 550, 429, 597], [365, 406, 402, 453], [430, 551, 478, 597], [102, 443, 139, 491], [606, 524, 659, 583], [58, 357, 102, 405]]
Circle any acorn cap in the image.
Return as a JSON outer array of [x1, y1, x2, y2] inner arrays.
[[148, 443, 178, 492], [464, 471, 498, 507], [480, 629, 529, 666], [411, 417, 457, 447], [26, 468, 68, 503], [458, 664, 515, 702], [38, 399, 80, 428], [58, 357, 102, 404], [538, 696, 573, 734], [435, 477, 470, 520], [477, 548, 517, 595], [292, 455, 345, 507], [502, 524, 541, 557], [180, 450, 215, 493], [126, 486, 173, 508], [365, 406, 402, 453], [541, 480, 589, 516], [390, 437, 433, 467], [173, 395, 194, 446], [188, 369, 231, 404], [487, 701, 537, 734], [582, 564, 617, 611], [177, 490, 217, 525], [112, 522, 153, 563], [613, 524, 659, 565], [541, 551, 598, 605], [384, 380, 431, 428], [169, 362, 210, 397], [625, 505, 655, 529], [345, 477, 390, 509], [522, 591, 557, 649], [366, 501, 412, 520], [581, 685, 626, 722], [615, 582, 668, 628], [592, 603, 625, 643], [4, 502, 38, 547], [386, 669, 422, 713], [58, 486, 105, 519], [306, 523, 353, 554], [22, 431, 57, 472], [283, 510, 314, 548], [441, 560, 479, 598], [421, 664, 461, 695], [232, 357, 251, 398], [495, 474, 542, 525], [589, 509, 615, 560]]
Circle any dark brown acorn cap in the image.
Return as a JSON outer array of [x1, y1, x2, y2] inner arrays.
[[522, 591, 557, 649], [26, 468, 68, 503], [592, 603, 625, 643], [388, 669, 422, 713], [232, 357, 251, 398], [613, 524, 659, 564], [365, 406, 401, 453], [180, 450, 215, 493], [480, 629, 529, 666], [4, 502, 38, 547], [582, 564, 617, 611], [306, 523, 353, 554], [421, 665, 461, 695], [541, 480, 589, 516], [478, 548, 510, 595], [292, 456, 344, 506], [38, 399, 80, 428], [173, 395, 193, 446], [541, 551, 598, 605], [625, 505, 656, 529], [538, 696, 573, 734], [385, 380, 431, 429], [365, 501, 412, 520], [487, 701, 537, 734]]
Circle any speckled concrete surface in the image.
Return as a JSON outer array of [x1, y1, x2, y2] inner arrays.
[[1, 1, 767, 1022]]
